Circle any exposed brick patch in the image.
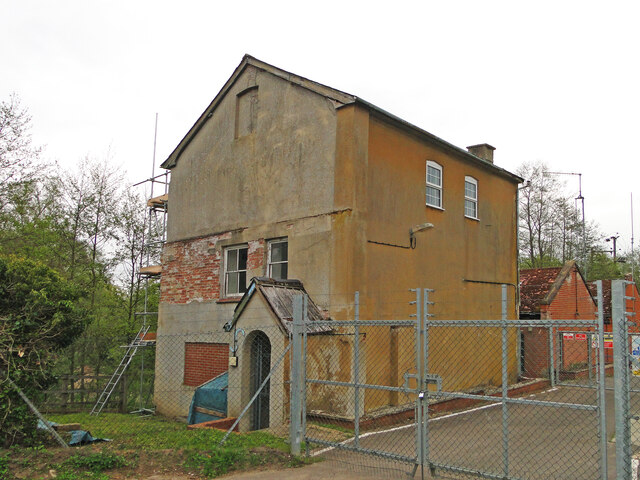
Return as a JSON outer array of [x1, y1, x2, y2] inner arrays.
[[161, 233, 265, 304], [247, 239, 265, 271], [184, 342, 229, 387]]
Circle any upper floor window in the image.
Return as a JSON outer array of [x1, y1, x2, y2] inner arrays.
[[225, 245, 248, 296], [464, 176, 478, 219], [426, 161, 443, 208], [268, 239, 288, 280]]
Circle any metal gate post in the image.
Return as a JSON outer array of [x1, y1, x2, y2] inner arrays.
[[423, 288, 433, 469], [354, 291, 361, 448], [501, 284, 509, 479], [290, 295, 305, 456], [612, 279, 631, 478], [410, 288, 423, 469], [596, 280, 608, 480]]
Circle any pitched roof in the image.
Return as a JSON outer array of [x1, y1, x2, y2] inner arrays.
[[161, 55, 523, 185], [519, 266, 564, 313], [587, 276, 639, 322], [223, 277, 330, 334]]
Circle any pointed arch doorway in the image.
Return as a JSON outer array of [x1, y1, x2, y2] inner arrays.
[[250, 331, 271, 430]]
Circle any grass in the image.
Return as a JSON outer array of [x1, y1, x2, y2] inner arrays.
[[0, 413, 309, 479]]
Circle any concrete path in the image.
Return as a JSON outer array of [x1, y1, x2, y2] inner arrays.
[[220, 461, 374, 479]]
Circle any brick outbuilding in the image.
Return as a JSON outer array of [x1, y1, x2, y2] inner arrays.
[[519, 260, 597, 378]]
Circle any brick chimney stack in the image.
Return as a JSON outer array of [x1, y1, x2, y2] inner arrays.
[[467, 143, 495, 164]]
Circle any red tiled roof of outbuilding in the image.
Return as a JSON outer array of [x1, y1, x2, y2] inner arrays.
[[519, 267, 563, 313]]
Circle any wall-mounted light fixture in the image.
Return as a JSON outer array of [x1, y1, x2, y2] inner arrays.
[[409, 222, 434, 249]]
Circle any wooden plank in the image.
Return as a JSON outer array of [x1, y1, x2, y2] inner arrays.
[[194, 406, 225, 418]]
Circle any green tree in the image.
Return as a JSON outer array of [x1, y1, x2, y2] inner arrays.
[[0, 256, 88, 446], [585, 251, 622, 281]]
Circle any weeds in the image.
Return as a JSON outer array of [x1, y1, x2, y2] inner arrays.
[[186, 449, 246, 477], [0, 455, 9, 480], [59, 451, 129, 472]]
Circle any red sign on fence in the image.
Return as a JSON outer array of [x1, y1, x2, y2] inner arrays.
[[604, 334, 613, 349], [575, 333, 587, 340]]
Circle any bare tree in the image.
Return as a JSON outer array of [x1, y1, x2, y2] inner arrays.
[[0, 94, 43, 209], [517, 161, 599, 268]]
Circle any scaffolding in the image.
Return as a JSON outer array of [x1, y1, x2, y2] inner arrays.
[[90, 170, 169, 416], [90, 114, 170, 416]]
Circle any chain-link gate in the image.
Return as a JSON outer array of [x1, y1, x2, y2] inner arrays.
[[291, 292, 424, 474], [290, 285, 612, 479], [425, 285, 608, 479]]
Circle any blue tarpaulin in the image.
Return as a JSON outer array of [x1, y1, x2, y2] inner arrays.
[[69, 430, 110, 446], [187, 371, 228, 425], [37, 419, 110, 446]]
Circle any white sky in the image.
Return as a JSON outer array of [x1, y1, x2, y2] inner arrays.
[[2, 1, 639, 254]]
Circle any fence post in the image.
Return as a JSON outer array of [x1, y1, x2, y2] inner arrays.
[[596, 280, 608, 480], [423, 288, 433, 470], [612, 279, 631, 479], [549, 326, 556, 388], [501, 284, 509, 479], [120, 374, 128, 413], [301, 294, 308, 454], [354, 291, 360, 448], [290, 295, 304, 456]]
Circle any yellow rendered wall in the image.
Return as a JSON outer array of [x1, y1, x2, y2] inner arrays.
[[331, 105, 519, 410]]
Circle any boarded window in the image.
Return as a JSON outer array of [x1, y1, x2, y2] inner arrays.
[[235, 86, 258, 138], [184, 342, 229, 387]]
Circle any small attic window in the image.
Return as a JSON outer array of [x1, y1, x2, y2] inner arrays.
[[235, 86, 258, 138]]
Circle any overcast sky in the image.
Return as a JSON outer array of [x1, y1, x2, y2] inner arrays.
[[2, 1, 639, 254]]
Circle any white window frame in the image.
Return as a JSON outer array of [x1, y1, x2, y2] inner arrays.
[[426, 161, 443, 209], [224, 245, 248, 297], [464, 176, 479, 219], [267, 238, 288, 280]]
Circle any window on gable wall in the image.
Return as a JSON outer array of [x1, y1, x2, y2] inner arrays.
[[464, 176, 478, 219], [225, 245, 248, 296], [426, 161, 443, 208], [268, 239, 288, 280]]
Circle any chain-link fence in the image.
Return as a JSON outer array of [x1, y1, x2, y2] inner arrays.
[[10, 281, 640, 479], [293, 286, 617, 479]]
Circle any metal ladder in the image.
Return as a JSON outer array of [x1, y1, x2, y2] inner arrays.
[[90, 325, 151, 416]]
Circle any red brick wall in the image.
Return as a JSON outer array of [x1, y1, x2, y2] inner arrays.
[[544, 268, 596, 321], [521, 327, 550, 378], [544, 267, 597, 369], [161, 232, 265, 304], [626, 282, 640, 334], [184, 342, 229, 387]]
